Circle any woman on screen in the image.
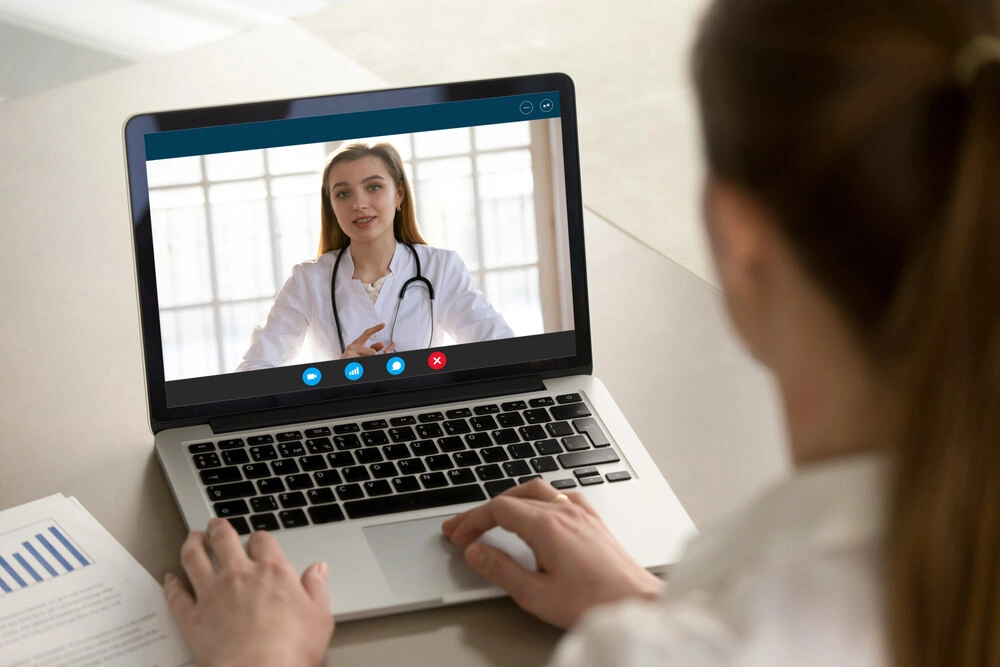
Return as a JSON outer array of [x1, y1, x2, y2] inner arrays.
[[236, 141, 514, 371]]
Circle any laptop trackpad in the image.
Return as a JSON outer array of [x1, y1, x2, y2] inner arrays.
[[363, 515, 537, 600]]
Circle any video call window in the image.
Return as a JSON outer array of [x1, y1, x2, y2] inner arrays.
[[147, 119, 572, 382]]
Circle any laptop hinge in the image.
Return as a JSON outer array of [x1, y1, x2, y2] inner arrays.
[[208, 375, 547, 435]]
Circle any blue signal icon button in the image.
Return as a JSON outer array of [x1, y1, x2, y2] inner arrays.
[[302, 367, 322, 386], [344, 362, 364, 381]]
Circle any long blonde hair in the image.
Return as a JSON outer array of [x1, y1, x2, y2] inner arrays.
[[318, 141, 426, 255]]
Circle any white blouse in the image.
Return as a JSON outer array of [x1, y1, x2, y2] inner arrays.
[[550, 452, 889, 667]]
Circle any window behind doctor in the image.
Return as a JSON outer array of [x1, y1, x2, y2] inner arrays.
[[692, 0, 999, 665]]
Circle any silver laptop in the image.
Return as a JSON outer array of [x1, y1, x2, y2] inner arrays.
[[124, 73, 695, 620]]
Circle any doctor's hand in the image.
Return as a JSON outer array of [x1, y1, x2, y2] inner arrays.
[[441, 478, 664, 629], [163, 518, 334, 667], [341, 323, 396, 359]]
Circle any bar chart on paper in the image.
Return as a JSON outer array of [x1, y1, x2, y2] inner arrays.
[[0, 519, 93, 596]]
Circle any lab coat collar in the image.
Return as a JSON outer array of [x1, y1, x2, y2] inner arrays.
[[666, 450, 888, 599], [339, 241, 405, 279]]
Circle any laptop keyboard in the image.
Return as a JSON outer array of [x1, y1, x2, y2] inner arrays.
[[188, 393, 632, 535]]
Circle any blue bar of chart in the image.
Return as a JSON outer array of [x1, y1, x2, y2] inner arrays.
[[0, 520, 93, 596]]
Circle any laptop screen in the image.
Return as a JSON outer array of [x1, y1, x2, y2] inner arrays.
[[125, 75, 590, 428]]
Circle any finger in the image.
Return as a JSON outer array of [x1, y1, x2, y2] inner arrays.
[[445, 478, 560, 539], [179, 530, 214, 595], [351, 323, 386, 345], [448, 495, 547, 547], [163, 572, 197, 626], [355, 346, 378, 357], [465, 542, 544, 605], [441, 511, 469, 536], [301, 562, 330, 609], [369, 342, 386, 352], [205, 518, 249, 569], [384, 342, 396, 354], [246, 529, 287, 564]]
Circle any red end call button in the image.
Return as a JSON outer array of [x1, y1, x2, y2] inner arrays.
[[427, 351, 447, 370]]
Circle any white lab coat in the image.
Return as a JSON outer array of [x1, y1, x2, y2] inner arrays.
[[236, 243, 514, 371], [549, 452, 888, 667]]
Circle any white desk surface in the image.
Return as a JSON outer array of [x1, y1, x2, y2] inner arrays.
[[0, 20, 787, 666]]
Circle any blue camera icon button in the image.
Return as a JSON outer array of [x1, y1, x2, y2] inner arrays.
[[302, 367, 322, 386]]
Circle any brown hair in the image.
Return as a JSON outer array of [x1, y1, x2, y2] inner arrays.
[[693, 1, 1000, 665], [318, 141, 426, 255]]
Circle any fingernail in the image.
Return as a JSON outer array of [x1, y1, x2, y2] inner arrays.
[[466, 543, 485, 568], [318, 562, 329, 577]]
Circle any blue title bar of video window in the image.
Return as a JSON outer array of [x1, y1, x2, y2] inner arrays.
[[144, 92, 561, 160]]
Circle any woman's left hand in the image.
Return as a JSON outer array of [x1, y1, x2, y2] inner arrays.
[[163, 518, 334, 667]]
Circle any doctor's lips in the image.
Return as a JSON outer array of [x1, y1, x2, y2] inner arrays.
[[353, 215, 376, 227]]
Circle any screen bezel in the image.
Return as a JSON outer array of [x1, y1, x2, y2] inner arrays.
[[124, 73, 592, 433]]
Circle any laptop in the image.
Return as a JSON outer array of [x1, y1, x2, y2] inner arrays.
[[124, 73, 695, 620]]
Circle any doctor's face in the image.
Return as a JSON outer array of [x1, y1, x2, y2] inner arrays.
[[327, 155, 404, 246]]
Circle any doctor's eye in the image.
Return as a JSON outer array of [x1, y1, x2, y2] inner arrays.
[[333, 190, 351, 199], [367, 183, 383, 193]]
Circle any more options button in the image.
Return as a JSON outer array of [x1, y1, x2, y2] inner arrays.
[[519, 100, 534, 115]]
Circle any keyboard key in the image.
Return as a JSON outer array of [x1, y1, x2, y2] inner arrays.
[[206, 481, 256, 501], [606, 471, 632, 483], [453, 451, 482, 467], [383, 443, 410, 459], [503, 460, 532, 477], [558, 449, 621, 469], [491, 429, 519, 446], [242, 463, 270, 479], [470, 416, 497, 431], [475, 464, 504, 481], [250, 513, 280, 531], [307, 487, 336, 503], [474, 404, 500, 415], [497, 412, 525, 428], [420, 472, 449, 489], [278, 509, 308, 528], [370, 462, 399, 479], [485, 479, 517, 497], [214, 499, 249, 517], [410, 440, 439, 457], [389, 426, 417, 443], [248, 435, 274, 446], [361, 431, 389, 447], [556, 393, 582, 404], [222, 449, 250, 466], [416, 423, 444, 439], [574, 467, 600, 479], [278, 441, 306, 458], [270, 459, 299, 476], [336, 484, 364, 501], [342, 466, 370, 482], [418, 411, 444, 422], [250, 445, 278, 461], [501, 400, 527, 411], [551, 403, 591, 421], [299, 455, 327, 471], [534, 439, 563, 455], [257, 478, 286, 494], [389, 415, 416, 426], [333, 423, 360, 434], [507, 443, 535, 459], [465, 433, 492, 448], [201, 467, 242, 485], [438, 436, 465, 452], [398, 458, 428, 475], [552, 478, 578, 489], [481, 446, 509, 463], [519, 475, 543, 484], [523, 408, 551, 424], [335, 434, 362, 450], [193, 453, 221, 469], [562, 435, 591, 452], [519, 425, 546, 441], [189, 442, 215, 454], [579, 476, 605, 487], [529, 396, 555, 407], [426, 454, 454, 471], [364, 480, 393, 497], [313, 469, 342, 487], [276, 431, 303, 442], [362, 419, 389, 430], [356, 448, 384, 464], [443, 419, 471, 435], [305, 437, 334, 454], [250, 496, 278, 512], [574, 417, 611, 448], [446, 408, 472, 418], [327, 451, 356, 468], [546, 422, 574, 437], [343, 484, 486, 519], [447, 468, 476, 485], [392, 476, 421, 493], [308, 503, 345, 524], [279, 492, 308, 509], [218, 438, 246, 449], [530, 457, 559, 473], [286, 473, 314, 490], [305, 426, 332, 438], [226, 516, 251, 535]]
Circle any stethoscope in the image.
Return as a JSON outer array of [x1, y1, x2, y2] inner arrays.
[[331, 242, 436, 354]]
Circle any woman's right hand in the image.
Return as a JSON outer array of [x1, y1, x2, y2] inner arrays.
[[340, 323, 396, 359]]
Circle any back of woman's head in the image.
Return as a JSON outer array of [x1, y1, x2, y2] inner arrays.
[[692, 1, 1000, 665]]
